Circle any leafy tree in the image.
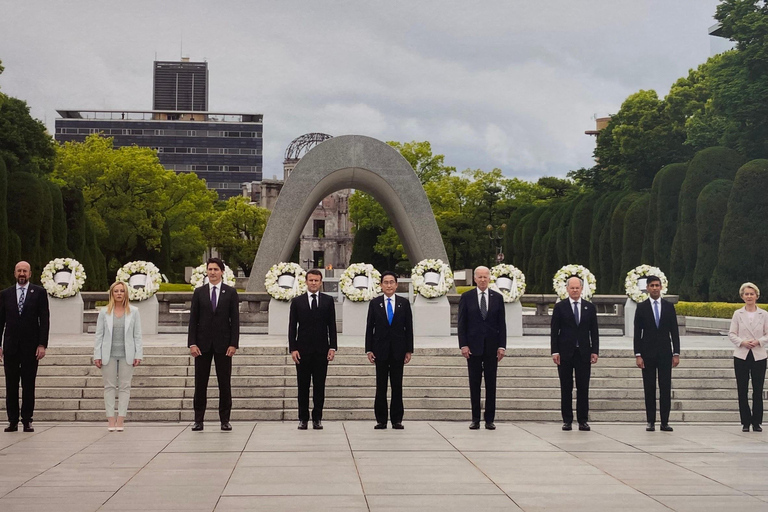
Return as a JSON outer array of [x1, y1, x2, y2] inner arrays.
[[609, 193, 640, 292], [569, 193, 596, 266], [537, 176, 577, 198], [47, 181, 71, 258], [6, 172, 45, 275], [598, 192, 629, 292], [0, 156, 8, 285], [691, 179, 733, 301], [386, 140, 455, 184], [206, 196, 270, 276], [0, 97, 56, 176], [515, 208, 546, 279], [650, 163, 688, 272], [620, 193, 651, 281]]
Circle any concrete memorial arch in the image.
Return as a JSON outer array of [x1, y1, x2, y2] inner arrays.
[[248, 135, 449, 292]]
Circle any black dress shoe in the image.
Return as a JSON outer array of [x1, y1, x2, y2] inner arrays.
[[647, 423, 656, 432], [392, 423, 404, 430], [469, 421, 480, 430], [485, 422, 496, 430], [4, 424, 18, 432], [562, 423, 572, 431], [22, 423, 34, 433], [753, 424, 763, 432], [298, 421, 308, 430], [191, 422, 204, 431], [221, 422, 232, 431], [312, 421, 323, 430], [578, 422, 590, 431], [660, 424, 673, 432], [374, 423, 387, 430], [743, 425, 750, 432]]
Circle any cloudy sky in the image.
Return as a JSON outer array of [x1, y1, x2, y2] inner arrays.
[[0, 0, 730, 181]]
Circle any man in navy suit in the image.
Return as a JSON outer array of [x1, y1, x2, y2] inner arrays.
[[365, 271, 414, 430], [634, 275, 680, 432], [0, 261, 50, 433], [458, 266, 506, 430], [551, 276, 599, 431], [188, 258, 240, 432], [288, 269, 337, 430]]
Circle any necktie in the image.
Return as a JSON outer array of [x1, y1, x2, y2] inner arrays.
[[480, 292, 487, 320], [573, 301, 580, 325], [211, 286, 217, 311], [311, 293, 317, 310], [387, 297, 394, 325], [654, 300, 660, 328], [18, 287, 26, 315]]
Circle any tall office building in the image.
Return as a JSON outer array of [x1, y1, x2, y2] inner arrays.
[[153, 59, 209, 111]]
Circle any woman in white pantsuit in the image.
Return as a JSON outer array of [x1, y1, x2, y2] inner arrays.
[[94, 281, 142, 431]]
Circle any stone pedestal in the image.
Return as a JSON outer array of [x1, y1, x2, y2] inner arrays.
[[413, 294, 450, 337], [624, 298, 637, 338], [342, 298, 369, 336], [504, 301, 523, 337], [268, 298, 291, 337], [49, 293, 84, 334], [130, 295, 159, 335]]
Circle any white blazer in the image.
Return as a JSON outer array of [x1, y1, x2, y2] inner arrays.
[[94, 307, 143, 364], [728, 307, 768, 361]]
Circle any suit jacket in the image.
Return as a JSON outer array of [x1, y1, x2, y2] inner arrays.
[[457, 288, 507, 356], [288, 292, 338, 354], [550, 298, 599, 362], [728, 306, 768, 361], [0, 284, 50, 357], [94, 307, 143, 364], [187, 283, 240, 353], [633, 298, 680, 359], [365, 294, 414, 361]]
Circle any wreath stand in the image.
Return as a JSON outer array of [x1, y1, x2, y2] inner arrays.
[[129, 295, 159, 335], [268, 298, 291, 336], [413, 295, 450, 337], [624, 298, 636, 338], [342, 297, 368, 336], [505, 301, 523, 337], [49, 293, 84, 334]]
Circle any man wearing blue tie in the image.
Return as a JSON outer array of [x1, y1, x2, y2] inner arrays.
[[365, 271, 413, 430]]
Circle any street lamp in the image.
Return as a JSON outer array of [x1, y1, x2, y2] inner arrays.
[[487, 223, 506, 264]]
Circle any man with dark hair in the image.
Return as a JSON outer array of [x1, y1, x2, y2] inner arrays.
[[289, 269, 337, 430], [188, 258, 239, 431], [634, 275, 680, 432], [551, 276, 599, 431], [366, 271, 413, 429], [0, 261, 50, 433]]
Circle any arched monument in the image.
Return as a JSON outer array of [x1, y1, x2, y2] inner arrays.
[[248, 135, 449, 292]]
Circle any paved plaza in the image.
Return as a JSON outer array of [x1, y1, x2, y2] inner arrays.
[[1, 420, 767, 511]]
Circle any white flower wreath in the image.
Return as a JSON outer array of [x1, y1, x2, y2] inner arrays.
[[41, 258, 86, 299], [340, 263, 381, 302], [116, 261, 162, 302], [190, 262, 236, 289], [489, 264, 526, 303], [553, 264, 597, 301], [411, 259, 454, 299], [265, 262, 307, 301], [625, 264, 668, 303]]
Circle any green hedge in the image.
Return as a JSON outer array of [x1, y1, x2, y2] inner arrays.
[[517, 208, 545, 281], [650, 162, 687, 270], [620, 193, 650, 283], [0, 156, 8, 285], [690, 179, 732, 301], [609, 193, 638, 293], [676, 301, 768, 319]]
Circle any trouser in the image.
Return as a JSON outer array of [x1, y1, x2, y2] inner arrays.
[[296, 352, 328, 423], [374, 358, 405, 425], [641, 355, 672, 424], [193, 350, 233, 423], [734, 351, 766, 427], [558, 349, 591, 424], [467, 350, 499, 423], [3, 352, 39, 425], [102, 357, 134, 417]]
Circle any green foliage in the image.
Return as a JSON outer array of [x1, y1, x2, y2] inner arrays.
[[609, 193, 640, 292], [38, 180, 54, 266], [589, 192, 616, 272], [47, 181, 71, 258], [386, 140, 456, 184], [206, 196, 271, 277], [349, 226, 389, 270], [620, 193, 651, 281], [569, 193, 595, 266], [0, 97, 56, 176], [529, 208, 554, 292], [61, 186, 87, 264], [7, 232, 21, 278], [536, 176, 577, 198], [85, 218, 108, 291], [503, 204, 535, 268], [0, 156, 8, 285], [597, 193, 626, 292], [650, 163, 688, 273], [691, 179, 733, 301], [676, 301, 768, 319], [515, 208, 545, 280], [6, 172, 45, 275], [711, 159, 768, 301]]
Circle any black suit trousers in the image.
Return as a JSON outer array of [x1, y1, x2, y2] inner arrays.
[[558, 348, 591, 424], [3, 352, 39, 425], [374, 358, 405, 425], [734, 351, 766, 427], [193, 350, 232, 423], [467, 343, 498, 423], [296, 352, 328, 423], [641, 355, 672, 424]]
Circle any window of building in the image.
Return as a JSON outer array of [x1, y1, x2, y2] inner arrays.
[[313, 220, 325, 238], [313, 251, 325, 269]]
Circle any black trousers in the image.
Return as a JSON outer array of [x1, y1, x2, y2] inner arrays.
[[193, 350, 232, 423], [558, 349, 591, 424], [3, 352, 39, 425], [374, 358, 405, 425], [296, 352, 328, 423], [641, 355, 672, 425], [734, 351, 766, 427], [467, 349, 498, 423]]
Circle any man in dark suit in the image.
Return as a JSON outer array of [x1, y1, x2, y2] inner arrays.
[[289, 269, 337, 430], [188, 258, 239, 432], [458, 266, 506, 430], [0, 261, 50, 433], [551, 276, 599, 431], [365, 271, 414, 430], [633, 275, 680, 432]]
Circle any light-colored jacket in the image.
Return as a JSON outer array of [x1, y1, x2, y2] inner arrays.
[[728, 307, 768, 361], [94, 307, 143, 364]]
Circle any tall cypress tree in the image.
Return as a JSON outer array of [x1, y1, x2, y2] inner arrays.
[[691, 179, 733, 301]]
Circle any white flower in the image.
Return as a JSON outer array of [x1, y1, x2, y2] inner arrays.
[[489, 264, 526, 303], [265, 262, 307, 301], [41, 258, 86, 299], [340, 263, 382, 302], [190, 263, 236, 289], [553, 264, 597, 301], [625, 264, 668, 303], [411, 259, 454, 298], [116, 261, 162, 301]]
